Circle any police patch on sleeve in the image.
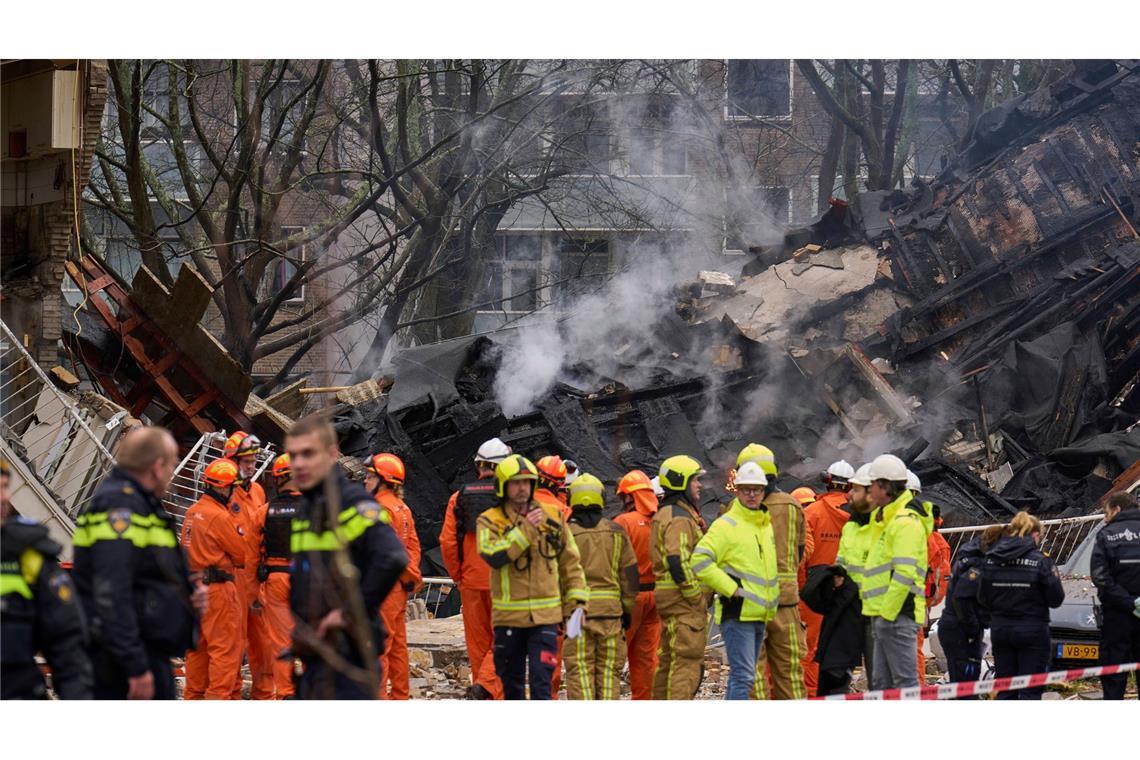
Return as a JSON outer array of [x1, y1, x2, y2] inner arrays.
[[967, 569, 978, 581], [48, 572, 75, 603], [354, 501, 382, 523], [108, 508, 133, 536]]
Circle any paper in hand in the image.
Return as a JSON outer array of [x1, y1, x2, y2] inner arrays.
[[565, 606, 585, 639]]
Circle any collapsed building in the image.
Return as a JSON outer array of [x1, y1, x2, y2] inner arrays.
[[8, 60, 1137, 574]]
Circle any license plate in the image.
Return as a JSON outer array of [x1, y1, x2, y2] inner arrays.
[[1057, 643, 1099, 660]]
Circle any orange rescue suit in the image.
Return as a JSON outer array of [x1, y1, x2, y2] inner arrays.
[[799, 490, 851, 697], [612, 489, 661, 701], [181, 492, 246, 699], [377, 488, 421, 700], [231, 481, 274, 699], [439, 477, 501, 699], [917, 529, 952, 680]]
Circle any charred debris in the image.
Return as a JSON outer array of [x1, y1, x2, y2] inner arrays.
[[64, 61, 1140, 562]]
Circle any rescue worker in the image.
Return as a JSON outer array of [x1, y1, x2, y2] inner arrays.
[[563, 473, 638, 699], [1, 457, 93, 699], [937, 525, 1003, 698], [978, 511, 1064, 699], [650, 454, 709, 699], [824, 462, 876, 693], [862, 453, 929, 691], [534, 453, 571, 695], [181, 458, 247, 699], [613, 469, 661, 700], [261, 453, 299, 698], [790, 487, 817, 507], [1091, 492, 1140, 700], [909, 471, 950, 683], [692, 461, 779, 699], [222, 430, 273, 699], [476, 454, 589, 700], [799, 460, 853, 696], [439, 437, 510, 700], [364, 453, 422, 700], [73, 426, 203, 699], [735, 444, 807, 700], [285, 415, 409, 700]]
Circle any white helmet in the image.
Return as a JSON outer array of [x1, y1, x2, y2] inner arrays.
[[826, 460, 855, 482], [733, 461, 769, 487], [849, 463, 873, 487], [474, 437, 512, 465], [868, 454, 909, 482], [650, 476, 665, 497], [564, 459, 580, 486], [906, 470, 922, 494]]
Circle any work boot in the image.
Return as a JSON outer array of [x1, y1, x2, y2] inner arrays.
[[465, 684, 492, 700]]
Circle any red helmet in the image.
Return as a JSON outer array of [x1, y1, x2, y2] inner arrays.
[[271, 453, 292, 482], [203, 458, 239, 489], [617, 469, 653, 495], [223, 431, 261, 460], [536, 455, 567, 487], [365, 453, 406, 486]]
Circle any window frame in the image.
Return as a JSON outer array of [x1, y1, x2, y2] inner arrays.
[[723, 60, 794, 122]]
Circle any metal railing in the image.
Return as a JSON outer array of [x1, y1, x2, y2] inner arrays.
[[411, 576, 459, 619], [0, 319, 119, 528], [941, 514, 1103, 569], [163, 431, 276, 525]]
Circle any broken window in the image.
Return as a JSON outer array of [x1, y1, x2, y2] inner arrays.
[[726, 60, 792, 118], [556, 237, 610, 305]]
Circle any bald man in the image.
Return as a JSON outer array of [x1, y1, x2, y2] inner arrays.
[[73, 426, 207, 699]]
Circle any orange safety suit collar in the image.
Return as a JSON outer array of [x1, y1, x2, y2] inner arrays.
[[630, 490, 659, 518]]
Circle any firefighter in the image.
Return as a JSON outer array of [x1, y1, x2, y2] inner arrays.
[[73, 426, 203, 699], [563, 473, 638, 699], [799, 460, 853, 696], [222, 430, 273, 699], [650, 454, 709, 700], [477, 454, 589, 700], [613, 469, 661, 700], [439, 437, 510, 700], [861, 454, 929, 691], [734, 444, 807, 700], [364, 453, 422, 700], [535, 454, 571, 516], [1091, 492, 1140, 700], [181, 458, 247, 699], [261, 453, 299, 698], [1, 457, 93, 699], [285, 415, 409, 700]]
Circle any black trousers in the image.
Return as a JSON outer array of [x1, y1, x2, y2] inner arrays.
[[937, 618, 985, 699], [295, 658, 379, 700], [493, 624, 559, 700], [818, 668, 852, 696], [91, 647, 176, 700], [1100, 607, 1140, 701], [991, 623, 1050, 700]]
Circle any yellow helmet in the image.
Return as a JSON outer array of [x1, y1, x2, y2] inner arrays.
[[494, 454, 539, 498], [658, 455, 705, 493], [736, 443, 777, 476], [568, 473, 605, 509]]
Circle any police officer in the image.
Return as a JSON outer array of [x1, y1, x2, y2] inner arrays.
[[978, 511, 1065, 699], [284, 415, 408, 700], [936, 525, 1002, 698], [1, 457, 93, 699], [1090, 492, 1140, 700], [72, 427, 206, 700]]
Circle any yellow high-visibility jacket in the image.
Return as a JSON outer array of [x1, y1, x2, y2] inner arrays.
[[860, 490, 930, 624], [692, 499, 779, 624]]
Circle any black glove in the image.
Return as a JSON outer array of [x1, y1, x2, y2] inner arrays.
[[621, 612, 631, 630]]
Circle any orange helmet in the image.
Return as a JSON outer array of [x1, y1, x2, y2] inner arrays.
[[203, 458, 239, 489], [223, 431, 261, 460], [617, 469, 654, 495], [790, 486, 816, 506], [365, 453, 406, 486], [272, 453, 292, 482], [536, 455, 567, 487]]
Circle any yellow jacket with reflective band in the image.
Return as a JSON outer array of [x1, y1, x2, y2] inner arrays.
[[763, 490, 805, 605], [477, 500, 589, 627], [650, 497, 707, 616], [835, 510, 875, 596], [567, 514, 638, 620], [692, 499, 779, 624], [860, 490, 931, 623], [290, 501, 391, 553]]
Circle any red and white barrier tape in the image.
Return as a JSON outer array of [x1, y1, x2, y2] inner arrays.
[[815, 661, 1139, 700]]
